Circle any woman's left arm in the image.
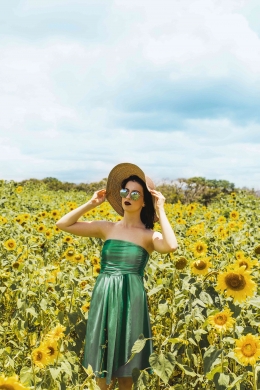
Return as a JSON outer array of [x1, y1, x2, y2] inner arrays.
[[150, 190, 178, 253]]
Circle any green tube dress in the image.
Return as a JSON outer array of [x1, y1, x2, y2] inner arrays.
[[83, 239, 153, 385]]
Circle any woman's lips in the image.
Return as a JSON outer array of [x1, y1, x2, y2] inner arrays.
[[124, 201, 131, 205]]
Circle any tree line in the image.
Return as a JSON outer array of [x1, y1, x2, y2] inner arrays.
[[17, 176, 259, 205]]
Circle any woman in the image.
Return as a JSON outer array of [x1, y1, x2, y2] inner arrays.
[[56, 163, 178, 390]]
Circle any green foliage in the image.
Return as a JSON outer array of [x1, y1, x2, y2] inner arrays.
[[0, 180, 260, 389]]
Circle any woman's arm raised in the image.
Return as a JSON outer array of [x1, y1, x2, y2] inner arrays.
[[150, 189, 178, 254], [55, 189, 109, 239]]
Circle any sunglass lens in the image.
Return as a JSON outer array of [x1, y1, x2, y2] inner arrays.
[[120, 189, 128, 198], [130, 191, 141, 201]]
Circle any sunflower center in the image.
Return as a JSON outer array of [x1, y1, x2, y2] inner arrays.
[[0, 385, 17, 390], [75, 255, 81, 261], [214, 314, 227, 326], [225, 273, 246, 290], [238, 261, 248, 270], [47, 346, 55, 356], [175, 257, 187, 270], [194, 260, 206, 270], [8, 243, 14, 248], [36, 351, 43, 361], [241, 342, 256, 357], [67, 251, 74, 257]]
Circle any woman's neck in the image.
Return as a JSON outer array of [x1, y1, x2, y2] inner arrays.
[[119, 212, 144, 229]]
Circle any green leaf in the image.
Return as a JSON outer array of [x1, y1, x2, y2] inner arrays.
[[40, 298, 48, 311], [203, 346, 223, 374], [199, 291, 213, 305], [132, 369, 149, 390], [19, 367, 34, 386], [49, 367, 61, 380], [227, 373, 248, 390], [26, 307, 38, 318], [206, 363, 228, 381], [68, 312, 78, 324], [147, 285, 163, 296], [126, 334, 148, 364], [149, 352, 175, 384], [158, 302, 169, 315], [175, 362, 197, 377], [213, 372, 229, 390]]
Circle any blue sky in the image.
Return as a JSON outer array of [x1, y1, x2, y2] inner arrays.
[[1, 0, 260, 188]]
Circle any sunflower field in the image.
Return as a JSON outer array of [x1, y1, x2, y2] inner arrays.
[[1, 179, 260, 390]]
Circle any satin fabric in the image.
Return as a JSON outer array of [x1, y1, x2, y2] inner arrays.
[[83, 239, 153, 385]]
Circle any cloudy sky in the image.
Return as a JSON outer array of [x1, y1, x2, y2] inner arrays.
[[1, 0, 260, 188]]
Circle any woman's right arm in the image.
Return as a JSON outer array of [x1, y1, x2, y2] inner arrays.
[[55, 189, 109, 238]]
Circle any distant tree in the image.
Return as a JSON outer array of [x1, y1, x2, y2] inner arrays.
[[15, 176, 259, 204]]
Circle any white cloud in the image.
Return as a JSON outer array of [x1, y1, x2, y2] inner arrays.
[[0, 0, 259, 189]]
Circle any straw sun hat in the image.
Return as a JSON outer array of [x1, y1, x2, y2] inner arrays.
[[106, 162, 159, 222]]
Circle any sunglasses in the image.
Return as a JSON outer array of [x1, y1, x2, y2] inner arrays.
[[120, 188, 143, 201]]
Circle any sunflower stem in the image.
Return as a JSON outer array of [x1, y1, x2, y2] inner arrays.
[[253, 364, 257, 390], [219, 332, 224, 373]]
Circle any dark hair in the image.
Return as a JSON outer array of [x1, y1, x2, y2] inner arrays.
[[121, 175, 155, 229]]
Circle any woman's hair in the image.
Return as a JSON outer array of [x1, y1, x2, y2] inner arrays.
[[121, 175, 155, 229]]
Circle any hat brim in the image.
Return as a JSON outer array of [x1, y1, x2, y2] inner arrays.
[[106, 162, 159, 222]]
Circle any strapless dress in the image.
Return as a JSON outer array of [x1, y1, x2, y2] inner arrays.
[[83, 239, 153, 385]]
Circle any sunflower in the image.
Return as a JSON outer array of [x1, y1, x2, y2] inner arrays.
[[44, 340, 59, 364], [53, 226, 60, 234], [46, 324, 66, 340], [208, 308, 235, 333], [4, 238, 17, 251], [73, 253, 85, 263], [64, 247, 76, 261], [175, 257, 188, 270], [37, 224, 46, 233], [191, 241, 208, 257], [81, 302, 91, 312], [217, 216, 226, 224], [186, 203, 197, 212], [176, 218, 186, 225], [93, 264, 101, 276], [228, 221, 237, 230], [0, 374, 30, 390], [230, 210, 239, 220], [0, 216, 7, 224], [235, 250, 245, 261], [50, 210, 60, 220], [45, 230, 53, 239], [216, 267, 257, 303], [32, 344, 50, 368], [14, 215, 24, 224], [41, 211, 48, 218], [15, 186, 23, 193], [22, 213, 30, 221], [91, 256, 100, 266], [254, 245, 260, 255], [63, 236, 73, 244], [80, 280, 88, 289], [234, 333, 260, 366], [207, 330, 219, 345], [232, 258, 258, 272], [215, 225, 225, 235], [191, 257, 212, 276]]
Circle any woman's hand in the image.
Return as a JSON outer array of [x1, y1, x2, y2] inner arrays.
[[149, 189, 165, 211], [89, 189, 107, 206]]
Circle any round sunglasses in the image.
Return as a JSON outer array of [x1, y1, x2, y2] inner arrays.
[[120, 188, 143, 201]]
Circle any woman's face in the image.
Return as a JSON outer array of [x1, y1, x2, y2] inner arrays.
[[121, 180, 144, 214]]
